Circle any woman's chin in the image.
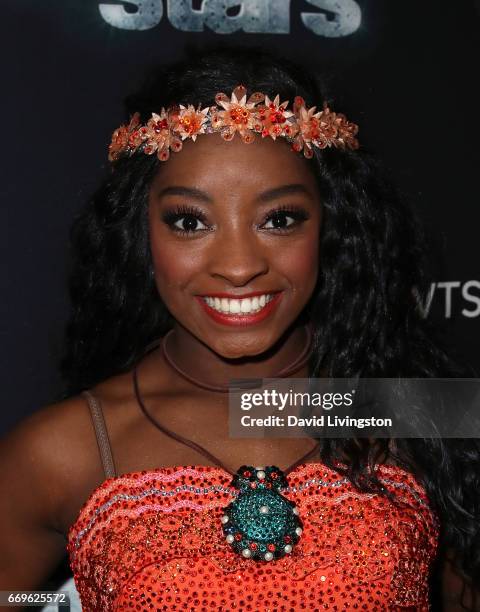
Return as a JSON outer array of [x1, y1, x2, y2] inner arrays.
[[207, 338, 275, 361]]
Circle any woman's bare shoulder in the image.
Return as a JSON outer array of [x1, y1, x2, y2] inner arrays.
[[2, 396, 93, 496], [1, 393, 91, 481], [0, 371, 135, 530]]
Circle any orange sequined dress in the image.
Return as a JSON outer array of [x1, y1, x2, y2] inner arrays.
[[67, 457, 439, 611]]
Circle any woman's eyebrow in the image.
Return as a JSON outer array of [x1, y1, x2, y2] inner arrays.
[[156, 186, 213, 202], [257, 184, 313, 202], [155, 183, 312, 204]]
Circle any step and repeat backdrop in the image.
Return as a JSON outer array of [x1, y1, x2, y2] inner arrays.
[[1, 0, 479, 434]]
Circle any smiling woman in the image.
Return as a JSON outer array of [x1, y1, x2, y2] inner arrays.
[[148, 134, 321, 360], [0, 46, 479, 611]]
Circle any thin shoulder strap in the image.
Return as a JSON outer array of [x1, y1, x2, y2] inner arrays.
[[81, 390, 117, 479]]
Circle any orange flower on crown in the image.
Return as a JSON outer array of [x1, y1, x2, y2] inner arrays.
[[211, 85, 265, 144], [143, 109, 183, 161], [312, 105, 359, 150], [334, 112, 360, 150], [108, 113, 141, 162], [292, 97, 359, 158], [255, 95, 296, 140], [292, 97, 326, 159], [173, 104, 210, 141]]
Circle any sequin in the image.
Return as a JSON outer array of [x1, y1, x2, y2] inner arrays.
[[67, 463, 439, 611]]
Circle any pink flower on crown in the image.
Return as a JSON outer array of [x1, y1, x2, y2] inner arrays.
[[143, 109, 182, 161], [334, 111, 360, 150], [211, 85, 265, 144], [292, 98, 359, 158], [173, 104, 210, 141], [108, 113, 141, 162], [292, 97, 327, 159], [313, 105, 359, 150], [254, 95, 295, 140]]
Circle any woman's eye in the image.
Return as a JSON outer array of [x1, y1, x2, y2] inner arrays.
[[162, 206, 210, 235], [172, 215, 208, 233], [263, 212, 295, 230], [262, 209, 308, 232]]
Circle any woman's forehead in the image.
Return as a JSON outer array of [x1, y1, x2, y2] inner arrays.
[[150, 132, 318, 193]]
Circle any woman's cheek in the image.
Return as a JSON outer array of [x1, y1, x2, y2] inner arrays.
[[151, 246, 197, 301], [282, 239, 319, 292]]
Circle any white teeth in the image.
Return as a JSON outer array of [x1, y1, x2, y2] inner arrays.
[[202, 294, 276, 315], [240, 299, 251, 313]]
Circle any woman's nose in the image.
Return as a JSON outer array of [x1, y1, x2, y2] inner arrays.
[[206, 227, 269, 287]]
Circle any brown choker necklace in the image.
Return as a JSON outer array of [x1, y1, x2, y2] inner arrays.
[[160, 323, 313, 393]]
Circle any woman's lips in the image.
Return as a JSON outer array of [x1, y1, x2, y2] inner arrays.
[[195, 292, 283, 326]]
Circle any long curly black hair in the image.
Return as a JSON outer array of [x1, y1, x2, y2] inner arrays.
[[60, 45, 479, 602]]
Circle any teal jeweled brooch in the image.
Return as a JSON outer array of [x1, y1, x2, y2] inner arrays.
[[221, 465, 302, 562]]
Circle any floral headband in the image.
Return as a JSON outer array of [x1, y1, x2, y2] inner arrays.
[[108, 85, 359, 163]]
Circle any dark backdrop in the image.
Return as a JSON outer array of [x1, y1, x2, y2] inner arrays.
[[2, 1, 479, 437]]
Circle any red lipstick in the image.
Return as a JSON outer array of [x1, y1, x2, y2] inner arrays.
[[195, 292, 283, 327]]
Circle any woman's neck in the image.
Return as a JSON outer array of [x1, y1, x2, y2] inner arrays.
[[163, 320, 312, 390]]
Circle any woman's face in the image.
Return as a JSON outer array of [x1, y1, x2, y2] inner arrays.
[[148, 133, 322, 358]]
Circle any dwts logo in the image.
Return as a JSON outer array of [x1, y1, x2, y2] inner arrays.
[[416, 281, 480, 319], [98, 0, 361, 37]]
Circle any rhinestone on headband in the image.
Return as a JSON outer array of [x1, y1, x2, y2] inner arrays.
[[108, 85, 359, 163]]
